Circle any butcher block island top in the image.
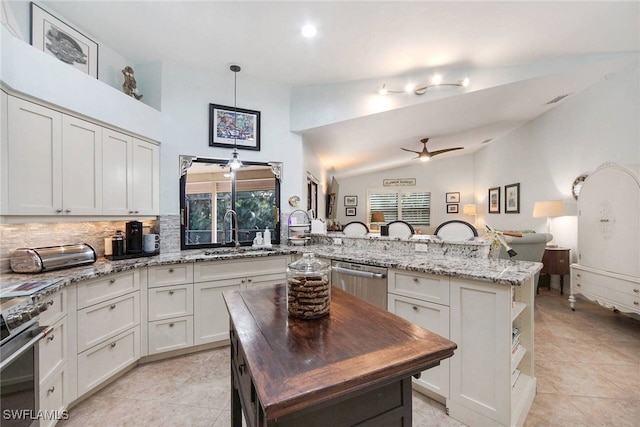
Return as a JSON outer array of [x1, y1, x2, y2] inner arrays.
[[223, 285, 457, 427]]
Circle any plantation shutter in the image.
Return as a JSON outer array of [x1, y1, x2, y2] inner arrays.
[[400, 191, 430, 225], [369, 192, 399, 222]]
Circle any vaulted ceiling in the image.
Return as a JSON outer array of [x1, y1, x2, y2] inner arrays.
[[43, 1, 640, 176]]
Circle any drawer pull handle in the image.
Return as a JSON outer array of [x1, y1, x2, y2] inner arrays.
[[48, 386, 55, 394], [169, 268, 174, 273], [247, 278, 252, 283], [169, 323, 174, 327], [110, 304, 116, 309], [47, 334, 55, 341], [56, 208, 63, 213], [109, 279, 116, 284], [634, 289, 639, 293], [241, 279, 246, 284], [576, 274, 581, 277], [576, 283, 581, 287], [111, 342, 117, 348], [47, 300, 54, 306], [412, 306, 418, 311], [169, 290, 174, 295], [634, 301, 639, 306]]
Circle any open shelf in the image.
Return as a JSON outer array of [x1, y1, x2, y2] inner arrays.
[[511, 301, 526, 322], [511, 345, 526, 373]]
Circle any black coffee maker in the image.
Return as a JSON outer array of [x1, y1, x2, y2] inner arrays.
[[126, 221, 144, 254]]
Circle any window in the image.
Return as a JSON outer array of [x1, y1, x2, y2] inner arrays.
[[368, 189, 430, 227]]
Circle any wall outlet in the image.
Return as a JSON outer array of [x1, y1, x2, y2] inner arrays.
[[333, 238, 342, 245], [414, 243, 429, 252]]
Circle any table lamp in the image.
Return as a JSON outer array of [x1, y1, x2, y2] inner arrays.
[[370, 212, 385, 233], [463, 204, 477, 226], [532, 200, 565, 237]]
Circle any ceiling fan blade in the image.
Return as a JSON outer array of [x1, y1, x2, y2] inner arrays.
[[401, 147, 421, 154], [429, 147, 464, 157]]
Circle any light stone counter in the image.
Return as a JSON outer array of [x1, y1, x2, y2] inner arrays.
[[1, 241, 540, 300]]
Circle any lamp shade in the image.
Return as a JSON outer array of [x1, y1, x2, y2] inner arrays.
[[370, 212, 385, 223], [463, 204, 477, 215], [532, 200, 565, 218]]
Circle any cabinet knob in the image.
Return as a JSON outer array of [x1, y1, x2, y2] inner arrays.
[[169, 323, 174, 327], [576, 283, 581, 287], [129, 210, 135, 214], [247, 278, 252, 283], [634, 289, 639, 293], [634, 301, 639, 306], [412, 306, 418, 311], [56, 208, 63, 213], [169, 268, 174, 273], [65, 209, 71, 213], [48, 386, 55, 394], [47, 300, 54, 306], [135, 210, 139, 214], [109, 278, 116, 284], [241, 279, 246, 284], [576, 274, 581, 277], [47, 334, 55, 341], [169, 290, 174, 295], [110, 342, 117, 348], [110, 304, 116, 309], [412, 277, 419, 283]]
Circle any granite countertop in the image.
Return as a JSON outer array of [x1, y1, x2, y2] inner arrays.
[[1, 243, 541, 299]]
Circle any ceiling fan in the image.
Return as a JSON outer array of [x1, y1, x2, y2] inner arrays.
[[401, 138, 463, 162]]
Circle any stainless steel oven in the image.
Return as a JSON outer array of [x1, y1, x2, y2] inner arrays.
[[331, 261, 388, 309], [1, 298, 52, 427]]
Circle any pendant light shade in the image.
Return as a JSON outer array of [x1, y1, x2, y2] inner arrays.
[[225, 64, 243, 170]]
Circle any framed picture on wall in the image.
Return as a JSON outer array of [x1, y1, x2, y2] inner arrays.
[[488, 187, 500, 213], [446, 192, 460, 203], [31, 3, 99, 78], [447, 204, 459, 214], [504, 183, 520, 213], [344, 196, 358, 206], [209, 104, 261, 151], [345, 207, 356, 216]]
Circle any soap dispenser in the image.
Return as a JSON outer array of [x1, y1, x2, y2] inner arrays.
[[263, 228, 271, 247]]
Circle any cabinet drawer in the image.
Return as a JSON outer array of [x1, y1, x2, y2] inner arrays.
[[389, 270, 450, 305], [194, 256, 287, 282], [77, 271, 139, 309], [77, 326, 140, 395], [39, 366, 68, 427], [148, 316, 194, 355], [148, 284, 193, 321], [77, 292, 140, 352], [39, 316, 67, 385], [573, 271, 639, 309], [148, 264, 193, 288], [38, 288, 67, 326], [246, 272, 287, 289]]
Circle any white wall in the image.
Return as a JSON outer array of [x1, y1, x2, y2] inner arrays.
[[334, 155, 475, 231], [159, 62, 303, 215], [473, 61, 640, 258]]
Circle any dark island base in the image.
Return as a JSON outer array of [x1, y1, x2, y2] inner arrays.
[[231, 342, 414, 427]]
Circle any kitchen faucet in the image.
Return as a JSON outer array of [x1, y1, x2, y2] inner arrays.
[[223, 209, 240, 248]]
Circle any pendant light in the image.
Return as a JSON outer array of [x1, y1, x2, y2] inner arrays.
[[226, 64, 243, 170]]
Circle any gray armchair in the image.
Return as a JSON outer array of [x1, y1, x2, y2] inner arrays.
[[496, 232, 552, 293]]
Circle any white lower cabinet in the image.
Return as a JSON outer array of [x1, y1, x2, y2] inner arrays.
[[75, 271, 141, 398], [388, 270, 450, 401], [77, 326, 141, 395], [39, 366, 69, 427], [388, 293, 450, 399], [448, 277, 536, 427], [194, 278, 241, 345]]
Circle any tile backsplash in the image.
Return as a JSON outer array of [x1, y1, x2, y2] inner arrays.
[[0, 219, 159, 273]]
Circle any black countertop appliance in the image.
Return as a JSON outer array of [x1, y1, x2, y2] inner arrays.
[[126, 221, 143, 254]]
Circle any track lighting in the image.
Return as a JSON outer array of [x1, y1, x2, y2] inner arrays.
[[379, 76, 469, 96]]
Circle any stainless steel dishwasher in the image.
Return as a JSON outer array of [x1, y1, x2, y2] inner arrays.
[[331, 261, 388, 309]]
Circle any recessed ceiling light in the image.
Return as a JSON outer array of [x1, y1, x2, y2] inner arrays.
[[301, 24, 317, 38]]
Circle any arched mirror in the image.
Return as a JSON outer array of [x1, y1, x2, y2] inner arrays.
[[179, 156, 282, 249]]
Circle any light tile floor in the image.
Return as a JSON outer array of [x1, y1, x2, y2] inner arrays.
[[58, 290, 639, 427]]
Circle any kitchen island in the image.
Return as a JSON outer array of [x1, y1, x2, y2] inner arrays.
[[223, 285, 457, 427]]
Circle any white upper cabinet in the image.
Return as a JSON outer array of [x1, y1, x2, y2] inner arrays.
[[2, 95, 63, 215], [62, 115, 102, 215], [1, 92, 159, 218]]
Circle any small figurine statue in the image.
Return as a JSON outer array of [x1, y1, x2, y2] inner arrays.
[[122, 66, 143, 100]]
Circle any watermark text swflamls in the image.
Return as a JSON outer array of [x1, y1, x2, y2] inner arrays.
[[3, 409, 69, 421]]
